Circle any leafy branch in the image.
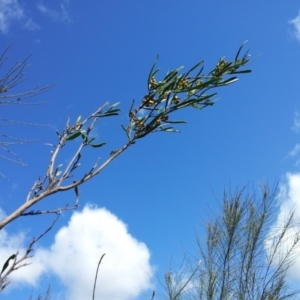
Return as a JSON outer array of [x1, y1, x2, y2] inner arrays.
[[0, 42, 251, 230]]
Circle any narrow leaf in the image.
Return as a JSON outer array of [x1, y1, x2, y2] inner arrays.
[[74, 185, 79, 199], [89, 137, 96, 143], [148, 55, 160, 90], [221, 77, 238, 85], [129, 99, 135, 116], [89, 142, 107, 148], [108, 102, 120, 110], [163, 66, 183, 82], [159, 77, 177, 95], [183, 60, 204, 79], [55, 170, 62, 176], [121, 124, 130, 139], [229, 69, 252, 74], [235, 40, 248, 63], [1, 254, 16, 275], [164, 120, 187, 124], [172, 93, 216, 109], [66, 131, 81, 141], [76, 115, 82, 123], [98, 112, 119, 118]]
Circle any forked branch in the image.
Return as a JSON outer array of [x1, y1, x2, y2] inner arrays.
[[0, 43, 251, 230]]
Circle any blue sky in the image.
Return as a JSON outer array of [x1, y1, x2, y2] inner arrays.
[[1, 0, 300, 299]]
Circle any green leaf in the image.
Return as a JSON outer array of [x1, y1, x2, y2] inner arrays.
[[107, 109, 120, 113], [221, 77, 238, 85], [89, 137, 96, 143], [191, 103, 201, 109], [88, 142, 106, 148], [165, 128, 180, 132], [172, 93, 216, 110], [182, 60, 204, 79], [151, 69, 160, 78], [229, 69, 252, 74], [160, 76, 178, 93], [74, 185, 79, 199], [163, 66, 183, 83], [148, 55, 160, 90], [76, 115, 82, 123], [129, 99, 135, 115], [235, 40, 248, 63], [121, 124, 130, 139], [163, 70, 177, 83], [1, 254, 16, 275], [164, 120, 187, 124], [81, 133, 88, 143], [108, 102, 120, 110], [66, 131, 81, 141], [144, 112, 164, 130], [177, 77, 220, 93], [54, 164, 63, 176], [98, 112, 119, 117], [159, 127, 180, 133]]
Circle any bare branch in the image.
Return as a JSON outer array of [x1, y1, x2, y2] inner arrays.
[[0, 215, 59, 291], [0, 45, 52, 177]]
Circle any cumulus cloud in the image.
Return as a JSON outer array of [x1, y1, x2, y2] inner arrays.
[[289, 11, 300, 42], [3, 205, 154, 299], [37, 1, 71, 23], [265, 173, 300, 280], [0, 0, 24, 33]]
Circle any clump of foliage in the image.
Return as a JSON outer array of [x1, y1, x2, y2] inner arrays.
[[163, 184, 300, 300]]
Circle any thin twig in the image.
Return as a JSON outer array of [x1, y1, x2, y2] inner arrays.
[[92, 253, 106, 300], [150, 291, 155, 300], [21, 204, 78, 216], [0, 215, 60, 291]]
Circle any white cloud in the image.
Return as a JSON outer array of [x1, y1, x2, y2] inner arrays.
[[2, 205, 154, 299], [288, 143, 300, 157], [37, 1, 71, 23], [0, 0, 72, 34], [289, 11, 300, 42], [292, 111, 300, 133], [24, 18, 40, 31], [265, 173, 300, 280], [0, 222, 45, 288], [0, 0, 40, 33], [0, 0, 24, 33]]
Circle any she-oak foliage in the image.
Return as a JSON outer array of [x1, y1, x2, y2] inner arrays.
[[163, 185, 300, 300], [0, 43, 252, 293]]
